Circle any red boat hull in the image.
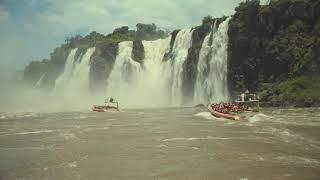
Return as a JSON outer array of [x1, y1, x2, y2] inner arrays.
[[92, 105, 119, 112]]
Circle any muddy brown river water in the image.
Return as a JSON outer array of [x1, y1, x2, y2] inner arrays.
[[0, 107, 319, 180]]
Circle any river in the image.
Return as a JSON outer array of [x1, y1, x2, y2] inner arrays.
[[0, 107, 319, 179]]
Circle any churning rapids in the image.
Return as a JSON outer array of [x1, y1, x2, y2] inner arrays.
[[0, 108, 320, 179]]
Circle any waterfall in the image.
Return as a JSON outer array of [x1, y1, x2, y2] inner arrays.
[[105, 38, 176, 107], [106, 41, 143, 106], [194, 17, 231, 104], [105, 28, 195, 107], [34, 73, 46, 88], [162, 28, 194, 106], [54, 48, 78, 91], [50, 20, 231, 108], [68, 47, 96, 94], [140, 37, 171, 106], [54, 47, 96, 96]]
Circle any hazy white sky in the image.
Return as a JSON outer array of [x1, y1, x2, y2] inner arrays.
[[0, 0, 267, 73]]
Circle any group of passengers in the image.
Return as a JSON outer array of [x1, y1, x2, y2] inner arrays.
[[211, 103, 249, 114]]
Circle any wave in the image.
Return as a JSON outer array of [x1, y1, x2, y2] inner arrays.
[[273, 155, 320, 166], [13, 129, 57, 135], [59, 132, 77, 140], [194, 112, 220, 120], [162, 136, 262, 142], [248, 113, 271, 123], [83, 127, 109, 132]]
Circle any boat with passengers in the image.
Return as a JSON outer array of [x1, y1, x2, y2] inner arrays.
[[208, 89, 260, 120], [92, 97, 119, 112]]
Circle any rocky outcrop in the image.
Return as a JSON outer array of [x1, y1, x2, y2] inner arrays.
[[131, 40, 145, 64], [181, 27, 210, 103], [74, 47, 87, 63], [162, 30, 180, 62], [38, 47, 71, 91], [23, 59, 50, 86], [90, 42, 119, 93]]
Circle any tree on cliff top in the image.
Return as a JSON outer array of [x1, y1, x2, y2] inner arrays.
[[136, 23, 167, 40]]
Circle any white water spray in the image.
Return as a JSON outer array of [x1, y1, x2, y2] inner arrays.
[[50, 20, 230, 108], [68, 47, 96, 94], [194, 17, 231, 104], [139, 37, 171, 107], [161, 28, 194, 106], [106, 39, 178, 107], [54, 48, 78, 91], [106, 41, 142, 106], [54, 47, 95, 97]]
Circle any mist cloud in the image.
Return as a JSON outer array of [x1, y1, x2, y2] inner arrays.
[[0, 6, 9, 22]]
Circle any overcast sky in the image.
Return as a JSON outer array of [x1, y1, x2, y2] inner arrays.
[[0, 0, 267, 73]]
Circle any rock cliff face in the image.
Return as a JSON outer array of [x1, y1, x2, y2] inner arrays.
[[90, 42, 119, 93], [23, 23, 167, 92], [39, 47, 70, 91], [131, 40, 145, 64], [162, 30, 180, 62]]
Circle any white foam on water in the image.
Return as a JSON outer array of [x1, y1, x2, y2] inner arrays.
[[60, 132, 77, 140], [13, 129, 57, 135], [138, 112, 145, 115], [72, 125, 81, 129], [14, 112, 39, 118], [163, 137, 201, 141], [83, 127, 109, 132], [72, 115, 88, 120], [194, 112, 234, 125], [248, 113, 270, 123], [162, 136, 259, 142], [258, 155, 264, 161], [0, 145, 52, 150], [257, 126, 320, 149], [194, 112, 219, 120], [280, 129, 294, 137], [273, 155, 320, 166], [67, 161, 77, 168], [157, 144, 168, 148], [0, 115, 6, 119]]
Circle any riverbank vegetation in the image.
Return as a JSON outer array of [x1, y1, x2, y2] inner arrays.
[[228, 0, 320, 106]]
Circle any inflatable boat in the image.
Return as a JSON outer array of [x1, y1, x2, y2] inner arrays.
[[207, 104, 240, 120], [92, 99, 119, 112], [92, 105, 119, 112]]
